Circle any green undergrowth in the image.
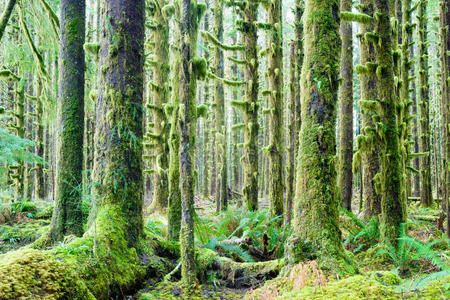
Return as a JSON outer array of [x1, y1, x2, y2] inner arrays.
[[0, 219, 50, 253], [246, 260, 449, 299]]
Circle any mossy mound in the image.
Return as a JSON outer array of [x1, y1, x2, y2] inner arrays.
[[139, 281, 239, 300], [0, 219, 50, 253], [0, 248, 94, 299]]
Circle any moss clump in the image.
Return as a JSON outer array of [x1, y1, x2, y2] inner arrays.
[[139, 281, 238, 300], [289, 274, 398, 299], [0, 248, 94, 299], [35, 205, 54, 219]]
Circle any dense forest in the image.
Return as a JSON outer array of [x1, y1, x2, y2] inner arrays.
[[0, 0, 448, 299]]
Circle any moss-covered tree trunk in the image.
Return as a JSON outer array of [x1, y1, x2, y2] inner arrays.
[[34, 77, 45, 200], [0, 0, 17, 42], [214, 0, 228, 212], [202, 0, 211, 199], [147, 0, 170, 213], [179, 0, 196, 285], [91, 0, 145, 247], [359, 0, 381, 218], [417, 0, 432, 207], [50, 0, 85, 241], [286, 42, 296, 225], [286, 0, 304, 224], [439, 0, 449, 237], [287, 0, 354, 273], [410, 39, 420, 198], [338, 0, 354, 211], [240, 1, 259, 211], [374, 0, 406, 247], [168, 1, 182, 241], [266, 0, 284, 219]]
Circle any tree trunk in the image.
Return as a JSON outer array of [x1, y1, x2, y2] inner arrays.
[[417, 0, 432, 207], [338, 0, 354, 212], [374, 0, 407, 247], [287, 0, 355, 274], [241, 1, 259, 211], [147, 0, 170, 213], [214, 0, 228, 212], [0, 0, 17, 42], [267, 0, 284, 219], [360, 0, 381, 218], [439, 0, 449, 237], [50, 0, 85, 241], [179, 0, 196, 285]]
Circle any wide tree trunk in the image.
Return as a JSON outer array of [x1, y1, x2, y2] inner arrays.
[[287, 0, 355, 274]]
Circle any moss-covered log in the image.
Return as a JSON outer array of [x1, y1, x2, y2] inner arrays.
[[287, 0, 355, 274], [50, 0, 85, 241], [338, 0, 354, 211]]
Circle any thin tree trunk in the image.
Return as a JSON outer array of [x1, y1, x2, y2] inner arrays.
[[338, 0, 354, 212]]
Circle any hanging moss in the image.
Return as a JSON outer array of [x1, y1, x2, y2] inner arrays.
[[147, 0, 171, 214]]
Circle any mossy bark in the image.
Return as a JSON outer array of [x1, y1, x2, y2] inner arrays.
[[0, 0, 17, 43], [10, 78, 26, 202], [202, 0, 211, 199], [147, 0, 170, 213], [374, 0, 407, 247], [287, 0, 355, 274], [214, 0, 228, 212], [338, 0, 354, 212], [417, 0, 432, 207], [179, 0, 197, 285], [410, 38, 420, 198], [50, 0, 85, 241], [168, 1, 182, 241], [240, 1, 259, 211], [266, 0, 284, 219], [34, 77, 45, 200], [286, 0, 304, 225], [439, 0, 449, 237], [359, 0, 382, 218], [90, 0, 145, 248]]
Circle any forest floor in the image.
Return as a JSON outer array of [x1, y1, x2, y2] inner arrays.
[[0, 195, 448, 299]]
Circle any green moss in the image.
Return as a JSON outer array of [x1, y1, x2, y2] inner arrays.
[[0, 220, 50, 253], [0, 248, 94, 299]]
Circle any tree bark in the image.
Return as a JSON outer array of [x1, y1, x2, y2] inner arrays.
[[287, 0, 355, 273], [51, 0, 85, 241], [338, 0, 354, 212]]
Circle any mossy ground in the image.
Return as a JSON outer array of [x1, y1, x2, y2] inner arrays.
[[0, 198, 447, 299]]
